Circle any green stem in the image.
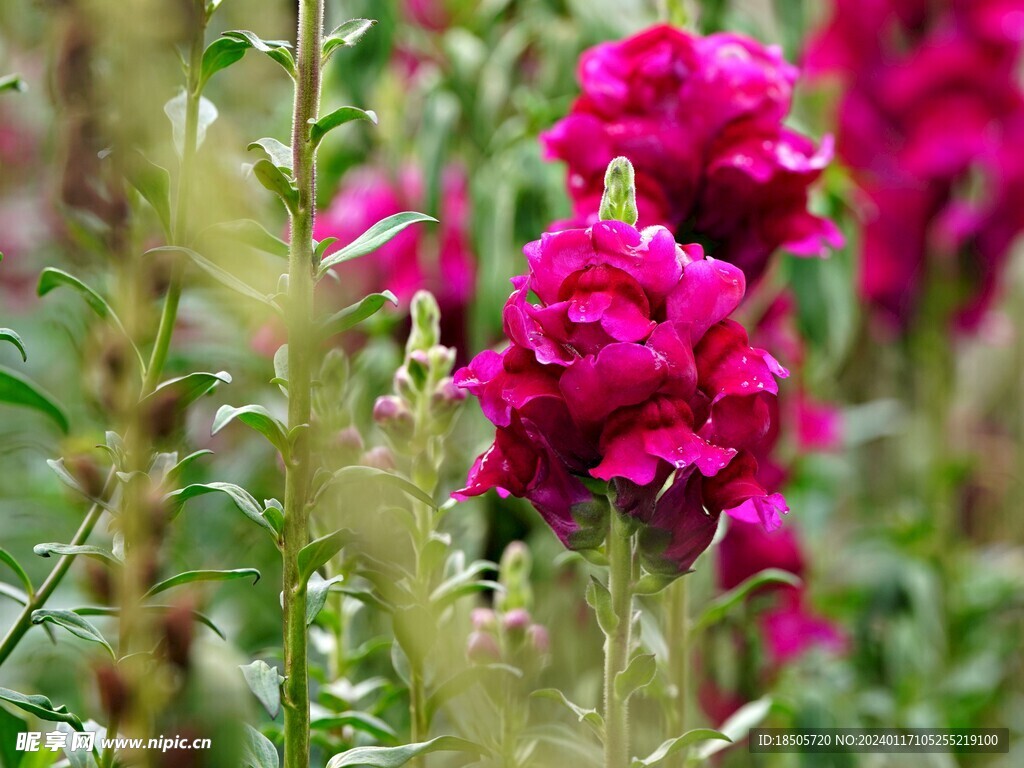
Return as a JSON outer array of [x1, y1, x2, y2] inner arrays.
[[604, 511, 635, 768], [665, 576, 689, 768], [281, 1, 322, 766]]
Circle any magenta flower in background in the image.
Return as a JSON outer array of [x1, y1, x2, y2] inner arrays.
[[455, 217, 792, 573], [807, 0, 1024, 330], [541, 25, 841, 284]]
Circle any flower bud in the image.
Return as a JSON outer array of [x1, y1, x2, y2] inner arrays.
[[427, 344, 456, 373], [393, 366, 418, 402], [95, 663, 131, 721], [503, 608, 532, 633], [406, 290, 441, 354], [471, 607, 497, 631], [527, 623, 550, 655], [598, 156, 638, 226], [466, 630, 501, 664], [329, 426, 364, 465], [66, 453, 106, 499], [161, 598, 195, 670], [361, 446, 397, 471], [497, 540, 533, 612], [373, 395, 414, 442]]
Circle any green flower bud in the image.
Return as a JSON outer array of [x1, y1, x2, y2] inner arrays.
[[598, 156, 639, 226]]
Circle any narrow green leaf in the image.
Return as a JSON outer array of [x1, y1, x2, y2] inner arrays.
[[198, 36, 248, 92], [614, 653, 657, 702], [531, 689, 604, 741], [426, 664, 521, 722], [34, 543, 120, 566], [165, 482, 276, 536], [691, 569, 802, 635], [298, 529, 353, 583], [634, 572, 680, 595], [311, 711, 396, 742], [0, 548, 34, 598], [125, 151, 172, 238], [326, 736, 484, 768], [239, 660, 284, 720], [144, 568, 260, 599], [313, 237, 339, 266], [306, 573, 344, 626], [146, 246, 279, 310], [0, 687, 83, 729], [251, 158, 299, 212], [140, 370, 232, 409], [0, 74, 26, 93], [0, 582, 29, 606], [318, 291, 398, 338], [318, 212, 436, 275], [31, 610, 114, 658], [324, 466, 436, 509], [198, 219, 289, 259], [164, 449, 213, 486], [585, 577, 617, 636], [322, 19, 376, 62], [222, 30, 296, 78], [262, 499, 284, 536], [212, 404, 290, 459], [242, 723, 279, 768], [0, 366, 69, 432], [248, 137, 293, 173], [0, 328, 27, 362], [691, 698, 772, 760], [630, 729, 731, 767], [310, 106, 377, 147]]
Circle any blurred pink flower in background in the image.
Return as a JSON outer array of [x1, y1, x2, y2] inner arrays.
[[807, 0, 1024, 330], [542, 25, 842, 284]]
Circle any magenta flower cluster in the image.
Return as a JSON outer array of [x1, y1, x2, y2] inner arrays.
[[541, 25, 842, 284], [454, 220, 790, 573], [807, 0, 1024, 329]]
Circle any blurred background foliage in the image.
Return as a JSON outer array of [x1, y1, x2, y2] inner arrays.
[[1, 0, 1023, 766]]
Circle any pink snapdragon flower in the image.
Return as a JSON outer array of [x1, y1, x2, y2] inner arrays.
[[807, 0, 1024, 330], [455, 216, 792, 573], [541, 25, 841, 284]]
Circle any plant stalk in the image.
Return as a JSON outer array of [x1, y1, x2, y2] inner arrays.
[[665, 575, 690, 768], [604, 510, 635, 768], [281, 0, 322, 766]]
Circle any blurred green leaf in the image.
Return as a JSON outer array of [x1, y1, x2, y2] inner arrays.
[[691, 569, 802, 635], [318, 212, 436, 275], [125, 151, 172, 238], [322, 466, 436, 509], [0, 548, 33, 598], [426, 664, 521, 723], [164, 92, 218, 155], [531, 689, 604, 740], [166, 481, 276, 537], [0, 583, 29, 607], [198, 219, 289, 259], [630, 728, 730, 767], [0, 74, 26, 93], [318, 291, 398, 339], [75, 605, 226, 640], [144, 568, 261, 598], [326, 736, 484, 768], [311, 711, 396, 742], [31, 610, 114, 658], [691, 697, 772, 760], [0, 366, 69, 433], [146, 246, 279, 310], [212, 404, 291, 459], [310, 106, 377, 147], [0, 328, 27, 362], [322, 19, 377, 63], [239, 660, 284, 720]]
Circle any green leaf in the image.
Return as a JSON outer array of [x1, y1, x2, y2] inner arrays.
[[318, 212, 436, 275], [614, 653, 657, 702], [31, 610, 114, 658], [309, 106, 377, 147], [531, 689, 604, 741], [140, 370, 232, 410], [198, 36, 248, 92], [0, 74, 26, 93], [165, 482, 276, 536], [691, 569, 802, 635], [634, 572, 680, 595], [164, 449, 213, 486], [326, 736, 484, 768], [0, 582, 29, 607], [198, 219, 289, 259], [0, 365, 69, 432], [0, 687, 83, 729], [247, 137, 293, 173], [222, 30, 296, 78], [0, 704, 27, 767], [0, 328, 27, 362], [205, 0, 226, 19], [585, 577, 617, 636], [34, 543, 120, 566], [251, 159, 299, 212], [311, 711, 396, 742], [318, 291, 398, 338], [426, 664, 521, 722], [322, 19, 376, 62], [212, 404, 290, 459], [298, 529, 353, 583], [0, 547, 34, 598], [239, 660, 284, 720], [164, 92, 218, 154], [125, 151, 172, 238], [306, 572, 344, 626], [262, 499, 284, 536], [322, 466, 436, 509], [146, 246, 279, 310], [691, 698, 772, 761], [242, 723, 279, 768], [144, 568, 260, 598], [630, 729, 731, 767]]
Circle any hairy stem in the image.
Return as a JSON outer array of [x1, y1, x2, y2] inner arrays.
[[604, 511, 635, 768], [665, 576, 689, 768], [281, 1, 322, 766]]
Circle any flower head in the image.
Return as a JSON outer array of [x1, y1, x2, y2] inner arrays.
[[456, 166, 791, 572], [542, 25, 841, 285]]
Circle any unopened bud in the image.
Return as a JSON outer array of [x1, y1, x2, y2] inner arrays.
[[330, 426, 364, 464], [66, 453, 106, 499], [466, 630, 501, 664], [161, 598, 195, 670], [361, 446, 396, 471], [527, 623, 550, 655], [503, 608, 532, 633], [406, 290, 441, 354], [95, 663, 131, 721], [373, 396, 415, 441], [471, 607, 497, 631], [598, 156, 639, 226], [393, 366, 417, 402]]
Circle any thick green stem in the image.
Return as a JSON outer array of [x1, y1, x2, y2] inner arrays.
[[281, 1, 322, 767], [665, 576, 689, 768], [604, 511, 635, 768]]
